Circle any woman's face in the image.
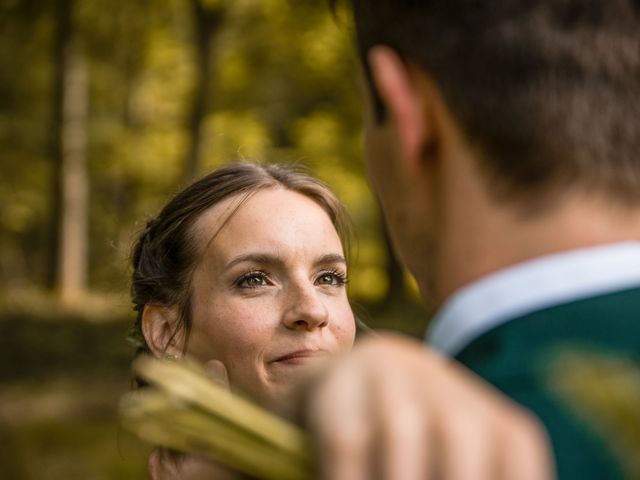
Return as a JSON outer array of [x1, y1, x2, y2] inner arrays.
[[185, 188, 356, 405]]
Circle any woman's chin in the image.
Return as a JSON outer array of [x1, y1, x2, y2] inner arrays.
[[268, 354, 329, 385], [256, 360, 327, 411]]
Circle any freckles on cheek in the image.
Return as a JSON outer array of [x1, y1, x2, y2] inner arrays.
[[330, 317, 356, 350], [214, 307, 269, 351]]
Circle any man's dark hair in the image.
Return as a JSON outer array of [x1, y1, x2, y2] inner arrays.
[[340, 0, 640, 208]]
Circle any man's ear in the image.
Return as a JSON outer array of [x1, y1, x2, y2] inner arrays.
[[367, 45, 432, 173], [141, 305, 185, 358]]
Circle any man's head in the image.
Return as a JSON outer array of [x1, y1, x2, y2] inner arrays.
[[349, 0, 640, 205], [338, 0, 640, 300]]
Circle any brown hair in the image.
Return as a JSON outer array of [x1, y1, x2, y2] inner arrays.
[[337, 0, 640, 208], [129, 162, 352, 354]]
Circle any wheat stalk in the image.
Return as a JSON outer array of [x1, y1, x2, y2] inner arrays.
[[120, 356, 313, 480]]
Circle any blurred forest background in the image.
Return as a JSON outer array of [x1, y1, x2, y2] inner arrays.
[[0, 0, 428, 478]]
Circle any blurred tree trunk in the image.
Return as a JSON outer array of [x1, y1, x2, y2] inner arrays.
[[382, 218, 406, 305], [49, 0, 89, 304], [183, 0, 226, 183]]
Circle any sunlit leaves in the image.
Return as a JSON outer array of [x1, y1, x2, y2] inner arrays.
[[1, 0, 397, 304]]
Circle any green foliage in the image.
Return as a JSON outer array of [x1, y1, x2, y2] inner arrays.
[[0, 2, 54, 285], [0, 0, 395, 304], [0, 5, 426, 477]]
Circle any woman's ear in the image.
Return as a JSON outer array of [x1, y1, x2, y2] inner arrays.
[[141, 305, 185, 358], [367, 46, 433, 173]]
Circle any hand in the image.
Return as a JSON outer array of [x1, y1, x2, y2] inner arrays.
[[147, 359, 241, 480], [303, 333, 554, 480], [148, 447, 242, 480]]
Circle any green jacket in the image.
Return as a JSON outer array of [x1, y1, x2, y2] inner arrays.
[[456, 286, 640, 479]]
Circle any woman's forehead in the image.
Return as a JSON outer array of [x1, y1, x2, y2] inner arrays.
[[193, 188, 343, 263]]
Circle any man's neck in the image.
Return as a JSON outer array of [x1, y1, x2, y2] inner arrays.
[[434, 189, 640, 304]]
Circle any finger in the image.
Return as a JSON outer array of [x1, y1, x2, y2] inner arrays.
[[425, 356, 543, 480], [435, 404, 497, 480], [147, 448, 163, 480], [203, 359, 230, 389], [308, 360, 372, 480], [498, 410, 555, 480], [179, 453, 241, 480], [373, 361, 430, 480], [148, 448, 181, 480]]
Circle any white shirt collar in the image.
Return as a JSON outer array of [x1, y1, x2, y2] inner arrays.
[[427, 242, 640, 356]]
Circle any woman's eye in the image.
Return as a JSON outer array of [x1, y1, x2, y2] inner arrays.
[[236, 271, 269, 288], [316, 270, 348, 286]]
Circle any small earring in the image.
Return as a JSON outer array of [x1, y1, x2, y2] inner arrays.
[[164, 354, 178, 362]]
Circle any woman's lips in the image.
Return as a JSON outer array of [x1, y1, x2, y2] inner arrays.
[[270, 349, 329, 364]]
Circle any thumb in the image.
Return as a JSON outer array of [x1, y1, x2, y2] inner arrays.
[[203, 359, 230, 390]]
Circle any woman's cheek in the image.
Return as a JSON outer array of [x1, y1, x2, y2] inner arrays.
[[328, 298, 356, 346], [217, 307, 274, 358]]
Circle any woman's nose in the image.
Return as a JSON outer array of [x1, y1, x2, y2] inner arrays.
[[282, 284, 329, 331]]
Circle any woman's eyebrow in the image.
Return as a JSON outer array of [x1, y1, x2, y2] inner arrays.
[[225, 252, 346, 270], [225, 253, 281, 270], [314, 253, 347, 267]]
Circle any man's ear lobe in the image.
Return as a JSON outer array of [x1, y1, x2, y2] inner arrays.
[[141, 305, 184, 358], [368, 46, 430, 172]]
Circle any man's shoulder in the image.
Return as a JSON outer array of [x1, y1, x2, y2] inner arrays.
[[456, 286, 640, 480]]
